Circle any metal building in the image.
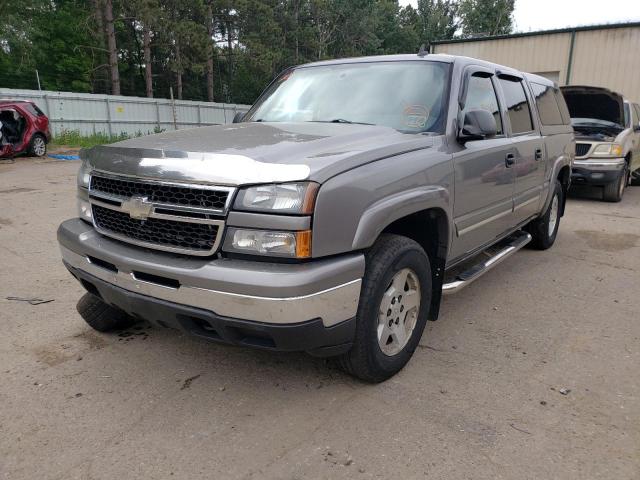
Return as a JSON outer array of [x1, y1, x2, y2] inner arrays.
[[432, 22, 640, 101]]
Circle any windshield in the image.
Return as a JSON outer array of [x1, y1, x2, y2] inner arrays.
[[245, 61, 450, 134]]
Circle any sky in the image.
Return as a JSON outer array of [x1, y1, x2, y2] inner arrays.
[[398, 0, 640, 33]]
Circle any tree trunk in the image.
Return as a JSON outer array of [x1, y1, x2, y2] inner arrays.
[[92, 0, 106, 93], [176, 40, 183, 100], [225, 13, 234, 102], [103, 0, 120, 95], [143, 25, 153, 98], [206, 4, 215, 102]]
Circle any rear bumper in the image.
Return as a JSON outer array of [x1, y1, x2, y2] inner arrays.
[[571, 158, 625, 185], [66, 264, 355, 356], [58, 218, 364, 328]]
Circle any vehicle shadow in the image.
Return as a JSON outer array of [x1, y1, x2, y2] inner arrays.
[[567, 184, 604, 202]]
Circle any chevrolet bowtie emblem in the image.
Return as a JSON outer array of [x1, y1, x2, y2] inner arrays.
[[122, 196, 153, 220]]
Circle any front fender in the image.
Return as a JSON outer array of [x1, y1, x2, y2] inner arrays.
[[352, 185, 450, 250], [311, 149, 453, 258]]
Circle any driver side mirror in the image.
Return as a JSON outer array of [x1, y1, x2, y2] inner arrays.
[[232, 111, 245, 123], [458, 109, 497, 143]]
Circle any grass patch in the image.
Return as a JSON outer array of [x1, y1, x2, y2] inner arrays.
[[50, 128, 163, 149]]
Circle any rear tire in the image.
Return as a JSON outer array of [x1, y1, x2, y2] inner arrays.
[[338, 234, 432, 383], [602, 167, 627, 202], [76, 293, 135, 332], [526, 179, 563, 250], [28, 133, 47, 157]]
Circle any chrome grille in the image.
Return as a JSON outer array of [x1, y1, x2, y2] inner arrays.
[[92, 205, 220, 252], [90, 175, 229, 210], [88, 173, 232, 256], [575, 143, 591, 157]]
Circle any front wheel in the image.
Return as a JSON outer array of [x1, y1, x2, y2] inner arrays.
[[602, 166, 628, 202], [339, 234, 432, 383], [28, 133, 47, 157], [526, 179, 563, 250], [77, 293, 135, 332]]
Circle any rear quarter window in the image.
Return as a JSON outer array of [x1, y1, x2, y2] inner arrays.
[[531, 82, 564, 126], [23, 103, 46, 117], [554, 89, 571, 125]]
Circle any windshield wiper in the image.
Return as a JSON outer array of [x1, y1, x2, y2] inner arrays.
[[308, 119, 376, 126]]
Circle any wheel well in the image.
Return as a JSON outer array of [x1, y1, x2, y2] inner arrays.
[[557, 165, 571, 216], [381, 208, 448, 321]]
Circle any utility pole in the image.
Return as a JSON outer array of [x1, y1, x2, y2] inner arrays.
[[35, 70, 41, 91]]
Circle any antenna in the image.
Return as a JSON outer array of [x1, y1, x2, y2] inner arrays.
[[417, 44, 429, 57]]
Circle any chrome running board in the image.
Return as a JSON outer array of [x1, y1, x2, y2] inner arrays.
[[442, 231, 532, 295]]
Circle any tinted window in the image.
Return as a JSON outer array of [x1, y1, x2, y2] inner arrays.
[[499, 77, 534, 133], [555, 89, 571, 124], [463, 74, 503, 135], [531, 82, 563, 125], [634, 104, 640, 125]]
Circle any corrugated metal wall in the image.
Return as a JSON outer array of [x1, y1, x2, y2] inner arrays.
[[0, 88, 251, 137], [433, 25, 640, 101]]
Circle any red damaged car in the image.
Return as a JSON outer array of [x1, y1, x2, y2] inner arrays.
[[0, 100, 51, 158]]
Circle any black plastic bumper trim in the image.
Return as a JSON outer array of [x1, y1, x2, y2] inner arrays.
[[65, 262, 355, 357]]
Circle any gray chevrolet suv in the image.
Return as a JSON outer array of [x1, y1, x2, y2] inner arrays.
[[57, 54, 574, 382]]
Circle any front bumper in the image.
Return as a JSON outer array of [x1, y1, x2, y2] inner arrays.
[[571, 158, 625, 185], [58, 219, 364, 352]]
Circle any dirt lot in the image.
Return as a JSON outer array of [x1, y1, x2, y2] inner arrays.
[[1, 157, 639, 480]]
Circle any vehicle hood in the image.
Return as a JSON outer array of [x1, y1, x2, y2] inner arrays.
[[560, 86, 625, 128], [82, 122, 436, 185]]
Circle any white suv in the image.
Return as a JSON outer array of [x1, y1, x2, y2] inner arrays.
[[562, 86, 640, 202]]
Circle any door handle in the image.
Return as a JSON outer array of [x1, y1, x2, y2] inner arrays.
[[535, 148, 543, 160], [505, 153, 515, 167]]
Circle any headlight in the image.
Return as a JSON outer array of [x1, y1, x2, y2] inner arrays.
[[234, 182, 318, 214], [77, 188, 92, 223], [77, 160, 92, 188], [593, 143, 623, 157], [223, 228, 311, 258]]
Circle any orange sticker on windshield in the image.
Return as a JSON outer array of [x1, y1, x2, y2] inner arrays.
[[403, 105, 429, 129]]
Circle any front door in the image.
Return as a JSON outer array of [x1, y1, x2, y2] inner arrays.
[[450, 69, 515, 261]]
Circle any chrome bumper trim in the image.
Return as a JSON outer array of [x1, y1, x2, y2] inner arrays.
[[573, 158, 625, 170], [61, 245, 362, 327]]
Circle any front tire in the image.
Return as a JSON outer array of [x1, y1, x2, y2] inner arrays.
[[77, 293, 135, 332], [28, 133, 47, 157], [526, 179, 563, 250], [339, 234, 432, 383], [602, 166, 628, 202]]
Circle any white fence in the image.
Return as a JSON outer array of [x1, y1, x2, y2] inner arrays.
[[0, 88, 251, 137]]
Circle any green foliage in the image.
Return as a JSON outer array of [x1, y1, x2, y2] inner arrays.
[[52, 130, 131, 148], [1, 0, 515, 104], [458, 0, 515, 37]]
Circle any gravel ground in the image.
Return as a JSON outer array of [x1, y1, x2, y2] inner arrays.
[[1, 157, 639, 480]]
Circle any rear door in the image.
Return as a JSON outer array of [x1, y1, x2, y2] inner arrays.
[[450, 67, 516, 260], [497, 75, 545, 223]]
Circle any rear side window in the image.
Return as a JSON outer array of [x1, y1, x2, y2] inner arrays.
[[634, 104, 640, 124], [531, 82, 563, 126], [498, 77, 534, 134], [463, 74, 503, 135]]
